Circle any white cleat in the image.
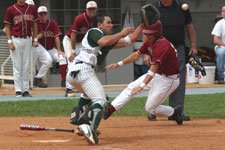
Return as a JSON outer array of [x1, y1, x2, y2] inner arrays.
[[78, 124, 98, 144], [75, 126, 101, 136]]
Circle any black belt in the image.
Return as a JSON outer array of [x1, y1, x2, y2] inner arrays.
[[75, 61, 94, 68]]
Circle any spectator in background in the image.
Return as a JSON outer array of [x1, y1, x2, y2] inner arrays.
[[147, 0, 197, 121], [63, 1, 98, 97], [211, 4, 225, 84]]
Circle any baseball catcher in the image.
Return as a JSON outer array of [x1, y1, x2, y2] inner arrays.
[[188, 56, 206, 76], [141, 4, 160, 26]]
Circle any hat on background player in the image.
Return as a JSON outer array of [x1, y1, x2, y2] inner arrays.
[[86, 1, 97, 9], [38, 6, 48, 13], [25, 0, 35, 5]]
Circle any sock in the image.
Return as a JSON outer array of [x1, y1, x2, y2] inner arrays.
[[109, 105, 116, 114], [59, 64, 67, 82]]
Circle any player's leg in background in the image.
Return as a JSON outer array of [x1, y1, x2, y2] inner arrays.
[[48, 48, 67, 86], [169, 45, 190, 120], [21, 37, 32, 96], [34, 44, 53, 87], [10, 37, 23, 96], [62, 35, 76, 96]]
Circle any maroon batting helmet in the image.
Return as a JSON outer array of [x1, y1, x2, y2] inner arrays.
[[142, 20, 162, 35]]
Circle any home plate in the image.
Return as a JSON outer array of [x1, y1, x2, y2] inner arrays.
[[34, 140, 71, 143]]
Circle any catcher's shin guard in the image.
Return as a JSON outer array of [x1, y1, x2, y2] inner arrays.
[[78, 103, 104, 131]]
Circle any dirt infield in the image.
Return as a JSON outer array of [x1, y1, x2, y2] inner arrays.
[[0, 117, 225, 150]]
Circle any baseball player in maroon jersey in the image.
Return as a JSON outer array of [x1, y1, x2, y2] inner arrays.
[[36, 6, 67, 87], [63, 1, 98, 97], [104, 20, 183, 125], [4, 0, 38, 97]]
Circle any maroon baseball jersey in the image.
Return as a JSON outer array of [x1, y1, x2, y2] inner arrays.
[[38, 19, 62, 50], [66, 12, 93, 42], [4, 3, 38, 37], [138, 36, 179, 75]]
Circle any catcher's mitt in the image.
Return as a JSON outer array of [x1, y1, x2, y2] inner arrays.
[[189, 56, 206, 76], [141, 4, 160, 26]]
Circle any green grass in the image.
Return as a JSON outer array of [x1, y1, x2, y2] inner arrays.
[[0, 93, 225, 118]]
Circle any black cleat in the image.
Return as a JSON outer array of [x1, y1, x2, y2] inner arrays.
[[148, 114, 157, 121], [172, 105, 183, 125], [16, 91, 22, 97], [22, 91, 32, 97]]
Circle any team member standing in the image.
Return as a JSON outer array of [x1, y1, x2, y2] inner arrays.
[[37, 6, 67, 87], [211, 4, 225, 84], [147, 0, 197, 121], [103, 21, 183, 126], [67, 14, 144, 144], [4, 0, 38, 97], [63, 1, 98, 97]]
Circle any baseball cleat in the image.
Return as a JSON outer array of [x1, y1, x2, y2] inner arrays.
[[65, 89, 76, 97], [173, 105, 183, 125], [22, 91, 32, 97], [147, 114, 157, 121], [75, 126, 101, 136], [16, 91, 22, 98], [78, 124, 98, 144]]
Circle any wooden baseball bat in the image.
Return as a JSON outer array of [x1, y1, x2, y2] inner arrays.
[[20, 124, 74, 133]]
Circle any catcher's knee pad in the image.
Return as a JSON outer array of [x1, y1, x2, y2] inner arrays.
[[70, 105, 86, 125], [77, 108, 92, 125]]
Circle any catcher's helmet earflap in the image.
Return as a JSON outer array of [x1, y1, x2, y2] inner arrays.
[[142, 20, 162, 36]]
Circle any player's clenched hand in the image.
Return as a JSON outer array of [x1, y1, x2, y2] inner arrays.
[[32, 41, 38, 47], [8, 43, 15, 50], [121, 27, 135, 37], [131, 86, 142, 96], [69, 53, 76, 62], [105, 63, 120, 70]]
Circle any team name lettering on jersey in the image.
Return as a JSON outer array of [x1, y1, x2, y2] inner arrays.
[[43, 31, 54, 38], [13, 14, 34, 25]]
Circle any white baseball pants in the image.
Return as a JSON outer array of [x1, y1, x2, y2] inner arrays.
[[67, 63, 106, 107], [10, 36, 32, 92], [32, 44, 52, 79], [111, 73, 180, 116], [63, 35, 82, 89]]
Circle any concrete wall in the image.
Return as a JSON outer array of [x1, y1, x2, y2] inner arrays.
[[30, 0, 224, 86], [121, 0, 222, 49]]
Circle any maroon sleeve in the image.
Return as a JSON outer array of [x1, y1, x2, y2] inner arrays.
[[151, 42, 169, 65], [138, 41, 149, 54], [31, 5, 39, 22], [71, 14, 83, 33], [52, 20, 62, 37], [4, 7, 13, 24]]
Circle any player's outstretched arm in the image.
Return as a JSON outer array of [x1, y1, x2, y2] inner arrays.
[[113, 24, 144, 49], [97, 27, 134, 47], [105, 51, 142, 70]]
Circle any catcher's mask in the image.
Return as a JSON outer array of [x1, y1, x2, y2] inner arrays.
[[142, 20, 162, 36]]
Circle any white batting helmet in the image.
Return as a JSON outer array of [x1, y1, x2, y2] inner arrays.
[[25, 0, 35, 5]]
